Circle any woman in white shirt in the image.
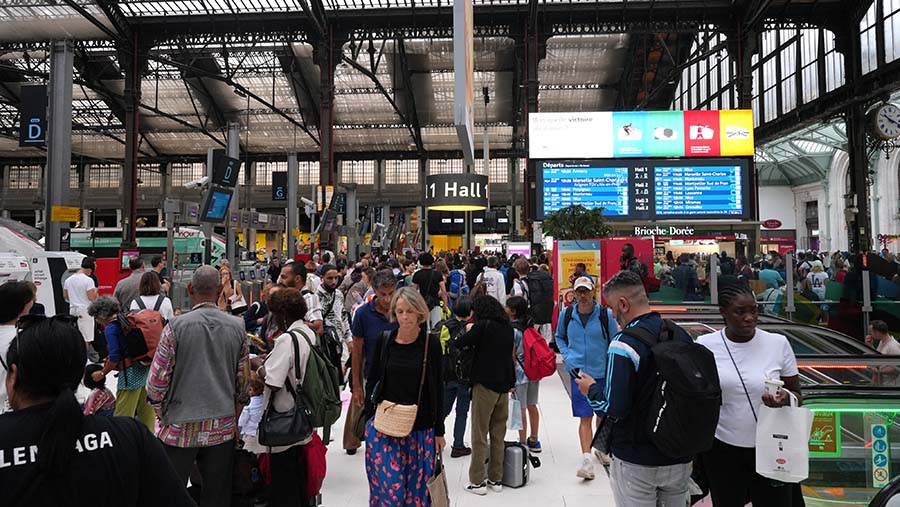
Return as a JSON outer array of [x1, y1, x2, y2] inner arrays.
[[696, 284, 802, 506], [250, 287, 317, 507], [0, 281, 35, 412], [805, 264, 830, 301], [129, 272, 175, 321]]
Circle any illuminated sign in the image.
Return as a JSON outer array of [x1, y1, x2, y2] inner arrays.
[[529, 110, 755, 159], [272, 171, 287, 201], [19, 85, 47, 147], [425, 174, 488, 211]]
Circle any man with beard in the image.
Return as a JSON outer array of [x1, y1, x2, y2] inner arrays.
[[277, 261, 324, 335], [317, 263, 351, 367]]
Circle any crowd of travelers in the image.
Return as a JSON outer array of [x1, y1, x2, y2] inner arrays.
[[1, 242, 898, 507]]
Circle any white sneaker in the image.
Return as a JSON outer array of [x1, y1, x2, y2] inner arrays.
[[465, 482, 488, 496], [593, 448, 612, 466], [488, 480, 503, 492], [576, 458, 596, 480]]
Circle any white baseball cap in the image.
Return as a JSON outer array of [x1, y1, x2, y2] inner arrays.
[[573, 276, 595, 291]]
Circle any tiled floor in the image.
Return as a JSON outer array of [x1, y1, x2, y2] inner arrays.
[[320, 372, 618, 506]]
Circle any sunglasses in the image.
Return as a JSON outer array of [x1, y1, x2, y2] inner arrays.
[[1, 314, 79, 373]]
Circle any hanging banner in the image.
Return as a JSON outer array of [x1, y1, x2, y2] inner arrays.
[[453, 0, 475, 165], [19, 85, 47, 147]]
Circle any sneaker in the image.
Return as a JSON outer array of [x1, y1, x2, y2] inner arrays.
[[526, 437, 542, 453], [592, 448, 612, 466], [576, 459, 596, 480], [451, 446, 472, 458], [465, 482, 488, 496], [487, 480, 503, 493]]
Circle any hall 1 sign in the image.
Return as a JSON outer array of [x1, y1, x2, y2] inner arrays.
[[425, 173, 488, 211], [19, 85, 48, 147]]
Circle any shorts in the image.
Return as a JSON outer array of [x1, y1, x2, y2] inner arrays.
[[515, 380, 540, 406], [570, 376, 604, 418]]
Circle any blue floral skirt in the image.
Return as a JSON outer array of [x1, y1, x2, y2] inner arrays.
[[365, 418, 435, 507]]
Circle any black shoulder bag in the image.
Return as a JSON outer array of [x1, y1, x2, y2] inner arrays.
[[258, 332, 314, 446]]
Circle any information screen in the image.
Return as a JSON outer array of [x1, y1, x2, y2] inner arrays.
[[200, 186, 234, 223], [542, 163, 629, 216], [655, 165, 743, 217], [535, 158, 753, 221]]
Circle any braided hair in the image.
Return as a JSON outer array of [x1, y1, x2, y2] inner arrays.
[[718, 283, 755, 310]]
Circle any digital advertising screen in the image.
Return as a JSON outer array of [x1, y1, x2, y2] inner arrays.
[[534, 158, 753, 221], [200, 186, 234, 223]]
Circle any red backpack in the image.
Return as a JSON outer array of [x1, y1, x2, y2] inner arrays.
[[120, 296, 166, 366], [521, 327, 557, 380]]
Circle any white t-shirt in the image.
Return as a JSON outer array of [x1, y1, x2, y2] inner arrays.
[[64, 272, 96, 308], [877, 337, 900, 356], [697, 328, 799, 448], [0, 325, 15, 413], [511, 278, 528, 298], [262, 321, 317, 453], [477, 268, 507, 305], [806, 272, 829, 299], [129, 295, 175, 322]]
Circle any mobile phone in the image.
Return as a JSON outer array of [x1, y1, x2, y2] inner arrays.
[[570, 368, 582, 379]]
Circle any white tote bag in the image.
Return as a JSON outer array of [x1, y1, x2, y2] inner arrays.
[[507, 397, 523, 431], [755, 393, 813, 483]]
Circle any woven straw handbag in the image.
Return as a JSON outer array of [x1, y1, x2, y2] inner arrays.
[[373, 331, 430, 438]]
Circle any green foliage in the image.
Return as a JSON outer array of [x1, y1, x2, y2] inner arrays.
[[541, 205, 613, 240]]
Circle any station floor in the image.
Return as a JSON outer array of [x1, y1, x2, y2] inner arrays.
[[322, 370, 619, 507]]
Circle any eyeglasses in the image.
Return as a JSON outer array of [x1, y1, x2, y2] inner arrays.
[[3, 314, 79, 373]]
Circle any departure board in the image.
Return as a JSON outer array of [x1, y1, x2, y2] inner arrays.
[[534, 158, 753, 221], [542, 163, 629, 216], [654, 165, 743, 217]]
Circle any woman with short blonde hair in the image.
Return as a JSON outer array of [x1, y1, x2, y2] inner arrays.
[[390, 286, 430, 325], [364, 286, 445, 505]]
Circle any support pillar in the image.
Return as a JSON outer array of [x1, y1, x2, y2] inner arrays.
[[419, 158, 428, 252], [317, 35, 340, 251], [287, 154, 299, 259], [45, 40, 74, 251], [119, 40, 147, 248], [837, 20, 872, 253], [345, 184, 359, 260], [509, 157, 518, 238], [204, 149, 215, 265], [226, 121, 241, 266]]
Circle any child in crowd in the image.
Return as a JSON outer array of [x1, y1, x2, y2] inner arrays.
[[239, 371, 265, 446], [82, 363, 116, 417]]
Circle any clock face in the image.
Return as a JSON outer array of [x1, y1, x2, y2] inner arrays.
[[875, 104, 900, 140]]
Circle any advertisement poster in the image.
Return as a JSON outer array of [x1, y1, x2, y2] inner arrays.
[[719, 109, 755, 156], [600, 237, 655, 290], [645, 111, 685, 157], [554, 240, 602, 311], [529, 110, 753, 159], [612, 111, 648, 157], [683, 110, 721, 156], [808, 411, 841, 457]]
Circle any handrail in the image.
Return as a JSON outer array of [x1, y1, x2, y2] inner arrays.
[[869, 474, 900, 507]]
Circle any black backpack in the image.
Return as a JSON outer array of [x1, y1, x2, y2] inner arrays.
[[319, 293, 344, 370], [622, 320, 721, 459], [524, 271, 555, 325], [435, 319, 472, 384]]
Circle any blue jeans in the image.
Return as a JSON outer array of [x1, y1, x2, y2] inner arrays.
[[443, 381, 472, 449]]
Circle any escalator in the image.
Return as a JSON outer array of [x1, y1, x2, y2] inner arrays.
[[796, 356, 900, 506]]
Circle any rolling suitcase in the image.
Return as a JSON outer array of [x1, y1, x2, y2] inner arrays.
[[502, 441, 541, 488]]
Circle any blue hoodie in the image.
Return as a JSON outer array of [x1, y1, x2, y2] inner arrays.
[[554, 303, 617, 379]]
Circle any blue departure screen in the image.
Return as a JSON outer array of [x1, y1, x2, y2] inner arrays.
[[542, 164, 629, 216], [205, 190, 231, 220], [654, 165, 743, 217]]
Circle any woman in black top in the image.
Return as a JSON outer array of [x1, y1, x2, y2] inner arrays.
[[364, 287, 444, 506], [0, 315, 194, 507], [457, 296, 516, 496]]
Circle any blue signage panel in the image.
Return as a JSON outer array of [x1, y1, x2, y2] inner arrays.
[[654, 164, 744, 217], [535, 158, 752, 221]]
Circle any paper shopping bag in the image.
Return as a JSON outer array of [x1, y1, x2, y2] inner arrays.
[[755, 399, 813, 483], [507, 397, 523, 431]]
